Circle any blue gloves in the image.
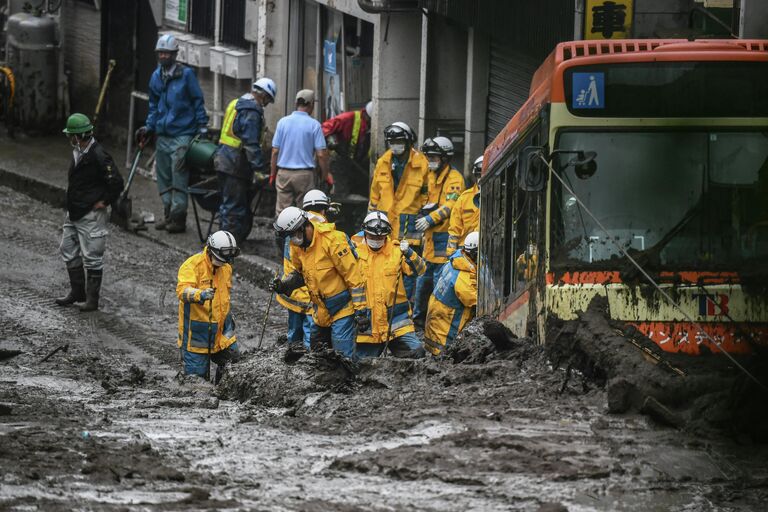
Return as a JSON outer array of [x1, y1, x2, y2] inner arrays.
[[200, 288, 215, 302], [355, 310, 371, 333]]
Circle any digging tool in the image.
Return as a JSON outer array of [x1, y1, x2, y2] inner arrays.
[[258, 271, 280, 349], [111, 144, 146, 231], [93, 59, 116, 127], [380, 255, 405, 358], [205, 288, 215, 382]]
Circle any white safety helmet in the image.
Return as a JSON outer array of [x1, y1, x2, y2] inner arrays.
[[155, 34, 179, 52], [252, 77, 277, 103], [207, 230, 240, 263], [302, 189, 330, 210], [362, 211, 391, 236], [385, 121, 415, 143], [463, 231, 480, 251], [365, 101, 373, 118], [472, 155, 484, 176], [273, 206, 308, 234], [422, 136, 454, 158]]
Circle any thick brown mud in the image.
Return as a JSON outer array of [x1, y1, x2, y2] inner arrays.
[[2, 184, 768, 511]]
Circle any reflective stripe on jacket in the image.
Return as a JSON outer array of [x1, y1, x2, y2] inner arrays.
[[424, 254, 477, 355], [368, 148, 429, 246], [176, 247, 236, 354], [422, 166, 465, 264], [276, 236, 313, 314], [219, 98, 240, 148], [290, 219, 366, 327], [356, 239, 426, 343], [447, 184, 480, 256]]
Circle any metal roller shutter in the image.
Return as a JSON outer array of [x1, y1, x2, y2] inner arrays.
[[485, 41, 540, 144]]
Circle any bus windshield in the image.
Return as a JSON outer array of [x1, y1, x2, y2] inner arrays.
[[551, 130, 768, 270]]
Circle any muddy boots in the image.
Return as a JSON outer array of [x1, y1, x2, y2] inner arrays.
[[55, 266, 86, 306], [79, 269, 103, 312], [166, 215, 186, 234], [155, 206, 171, 230]]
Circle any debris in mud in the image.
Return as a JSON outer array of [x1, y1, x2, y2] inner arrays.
[[0, 348, 22, 361], [40, 343, 69, 362], [444, 317, 537, 364], [549, 296, 768, 439]]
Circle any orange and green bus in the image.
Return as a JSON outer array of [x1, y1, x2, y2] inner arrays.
[[479, 39, 768, 355]]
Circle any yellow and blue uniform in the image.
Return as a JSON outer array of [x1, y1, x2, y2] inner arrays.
[[423, 253, 477, 355], [368, 148, 429, 246], [354, 239, 426, 358], [276, 236, 314, 348], [447, 184, 480, 256], [414, 165, 465, 322], [176, 247, 238, 376], [290, 219, 366, 356]]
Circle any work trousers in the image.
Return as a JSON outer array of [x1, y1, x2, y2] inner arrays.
[[181, 342, 241, 377], [412, 261, 442, 322], [156, 135, 193, 221], [59, 209, 109, 271], [287, 310, 314, 349], [217, 171, 251, 243], [275, 168, 316, 216], [309, 314, 356, 357], [353, 331, 426, 360]]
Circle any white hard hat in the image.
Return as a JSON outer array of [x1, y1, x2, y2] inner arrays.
[[463, 231, 480, 251], [472, 155, 483, 175], [385, 121, 415, 142], [362, 211, 391, 236], [207, 230, 240, 263], [365, 101, 373, 118], [273, 206, 308, 233], [253, 77, 277, 102], [422, 136, 454, 158], [302, 189, 330, 209], [155, 34, 179, 52]]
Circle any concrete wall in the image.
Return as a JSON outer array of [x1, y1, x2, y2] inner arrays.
[[61, 0, 101, 116], [464, 28, 489, 177]]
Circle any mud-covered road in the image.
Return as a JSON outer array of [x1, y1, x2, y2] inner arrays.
[[1, 184, 767, 511]]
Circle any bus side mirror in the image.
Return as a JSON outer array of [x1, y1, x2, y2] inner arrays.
[[571, 151, 597, 180], [520, 146, 547, 192]]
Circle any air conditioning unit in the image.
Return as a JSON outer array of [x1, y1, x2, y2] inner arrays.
[[224, 49, 252, 79], [187, 39, 212, 68], [209, 46, 231, 74], [175, 33, 197, 64]]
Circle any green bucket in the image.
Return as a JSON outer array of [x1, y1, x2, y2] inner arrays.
[[185, 137, 218, 173]]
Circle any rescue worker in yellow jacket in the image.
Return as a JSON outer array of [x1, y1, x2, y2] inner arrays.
[[275, 190, 338, 349], [447, 155, 482, 257], [368, 122, 429, 301], [176, 230, 241, 382], [412, 136, 465, 326], [424, 231, 479, 356], [354, 211, 426, 359], [270, 207, 366, 357]]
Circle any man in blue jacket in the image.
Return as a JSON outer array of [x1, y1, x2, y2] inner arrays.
[[213, 77, 276, 243], [137, 34, 208, 234]]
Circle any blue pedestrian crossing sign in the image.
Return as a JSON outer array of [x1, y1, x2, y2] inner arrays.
[[572, 72, 604, 109]]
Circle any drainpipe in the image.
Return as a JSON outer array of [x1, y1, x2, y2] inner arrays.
[[212, 0, 222, 128]]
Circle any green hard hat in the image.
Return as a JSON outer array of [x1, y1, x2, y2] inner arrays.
[[62, 113, 93, 134]]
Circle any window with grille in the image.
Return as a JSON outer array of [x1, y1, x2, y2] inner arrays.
[[189, 0, 215, 39], [221, 0, 248, 48]]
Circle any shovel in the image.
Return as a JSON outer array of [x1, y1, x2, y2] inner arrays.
[[111, 145, 146, 231]]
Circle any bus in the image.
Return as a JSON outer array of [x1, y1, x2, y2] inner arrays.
[[478, 39, 768, 355]]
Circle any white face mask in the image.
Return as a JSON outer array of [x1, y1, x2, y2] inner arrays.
[[428, 161, 441, 171], [390, 144, 405, 156], [212, 256, 225, 267], [366, 237, 385, 250], [290, 232, 304, 246]]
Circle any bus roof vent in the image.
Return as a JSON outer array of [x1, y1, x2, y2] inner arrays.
[[558, 39, 768, 62]]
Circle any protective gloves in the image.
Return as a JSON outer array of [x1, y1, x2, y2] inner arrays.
[[200, 288, 215, 302], [399, 239, 411, 255], [414, 216, 430, 232], [355, 310, 371, 333]]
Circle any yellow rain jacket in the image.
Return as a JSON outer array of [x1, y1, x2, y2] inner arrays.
[[424, 254, 477, 355], [447, 184, 480, 256], [356, 239, 427, 343], [368, 148, 429, 246], [276, 212, 328, 315], [422, 165, 465, 264], [176, 247, 236, 354], [290, 219, 366, 327]]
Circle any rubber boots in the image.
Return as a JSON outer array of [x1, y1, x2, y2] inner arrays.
[[55, 265, 86, 306], [79, 269, 103, 312], [166, 215, 186, 233], [155, 206, 171, 230]]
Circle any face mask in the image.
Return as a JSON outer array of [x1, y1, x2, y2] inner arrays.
[[428, 161, 441, 171], [366, 237, 385, 250], [69, 136, 80, 150], [212, 256, 225, 267], [390, 144, 405, 156], [290, 232, 304, 246]]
